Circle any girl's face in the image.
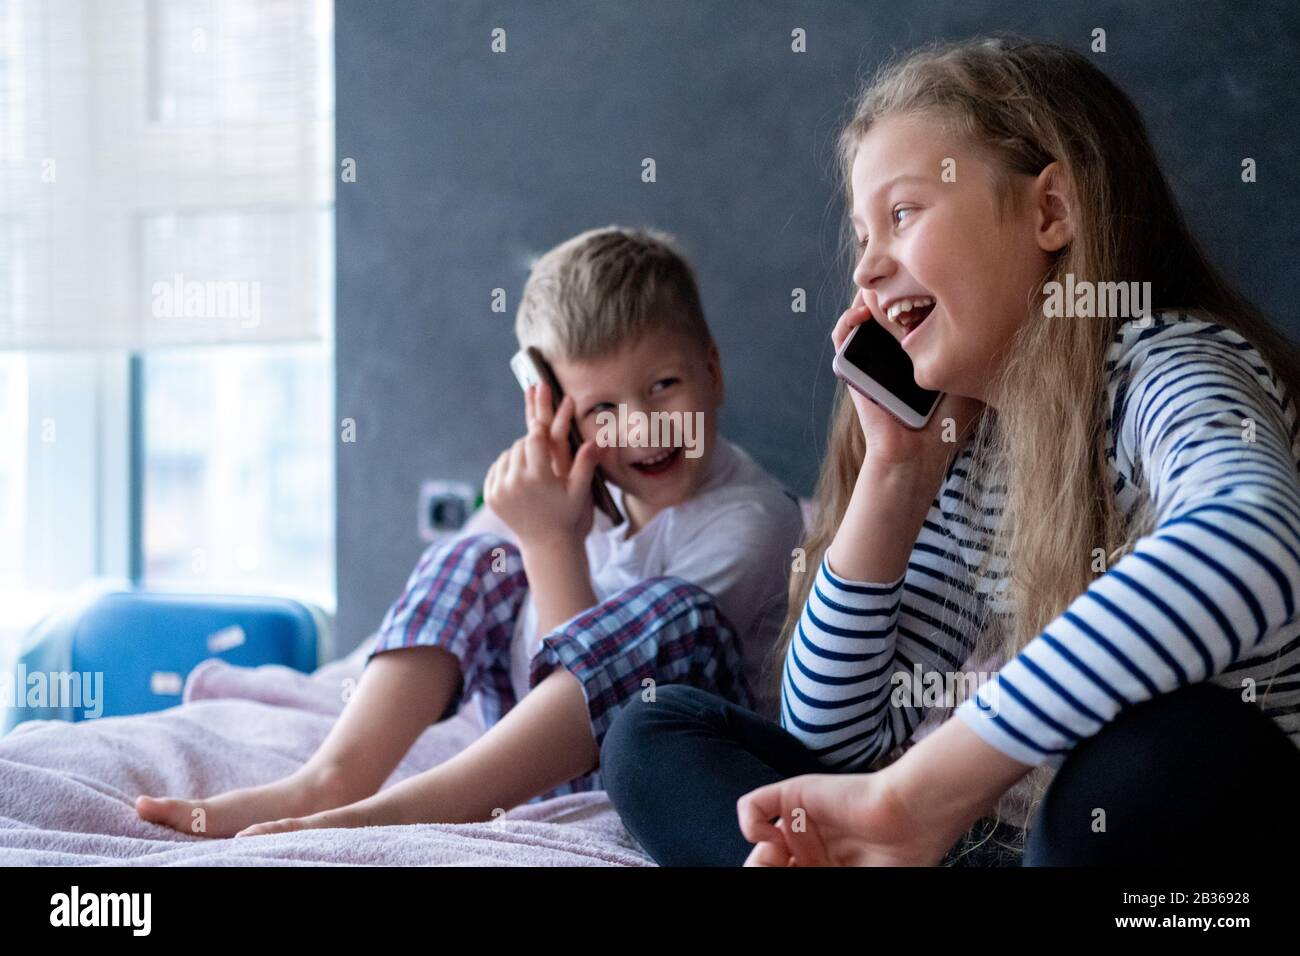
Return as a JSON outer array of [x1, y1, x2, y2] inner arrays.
[[849, 113, 1070, 401]]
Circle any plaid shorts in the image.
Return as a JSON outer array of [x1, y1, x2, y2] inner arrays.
[[368, 533, 752, 801]]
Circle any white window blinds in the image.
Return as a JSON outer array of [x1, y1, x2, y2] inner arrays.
[[0, 0, 333, 349]]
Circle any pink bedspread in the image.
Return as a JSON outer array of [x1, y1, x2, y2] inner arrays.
[[0, 639, 654, 866]]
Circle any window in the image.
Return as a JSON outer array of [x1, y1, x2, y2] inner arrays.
[[0, 350, 128, 649], [143, 343, 333, 607], [136, 201, 336, 608], [0, 354, 26, 585], [0, 0, 336, 648]]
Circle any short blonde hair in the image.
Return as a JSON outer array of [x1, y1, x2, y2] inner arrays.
[[514, 225, 713, 362]]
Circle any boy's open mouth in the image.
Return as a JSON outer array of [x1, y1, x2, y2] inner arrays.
[[630, 446, 683, 476]]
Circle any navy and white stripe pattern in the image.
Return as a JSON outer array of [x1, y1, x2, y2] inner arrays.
[[781, 312, 1300, 769]]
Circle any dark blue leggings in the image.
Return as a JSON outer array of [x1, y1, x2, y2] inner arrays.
[[599, 681, 1300, 866]]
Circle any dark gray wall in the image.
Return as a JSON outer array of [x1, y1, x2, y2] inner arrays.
[[334, 0, 1300, 651]]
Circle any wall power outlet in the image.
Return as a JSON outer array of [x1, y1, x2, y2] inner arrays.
[[418, 480, 479, 542]]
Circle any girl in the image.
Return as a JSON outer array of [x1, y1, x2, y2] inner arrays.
[[599, 34, 1300, 866]]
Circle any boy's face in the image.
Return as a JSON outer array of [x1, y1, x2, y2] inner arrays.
[[550, 326, 723, 525], [848, 113, 1065, 401]]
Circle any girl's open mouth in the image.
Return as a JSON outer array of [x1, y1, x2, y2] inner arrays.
[[900, 301, 936, 349], [896, 300, 935, 332], [630, 446, 683, 476]]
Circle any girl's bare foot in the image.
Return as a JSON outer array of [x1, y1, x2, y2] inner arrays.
[[135, 766, 359, 839]]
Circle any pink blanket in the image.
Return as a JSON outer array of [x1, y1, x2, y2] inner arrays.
[[0, 639, 653, 866]]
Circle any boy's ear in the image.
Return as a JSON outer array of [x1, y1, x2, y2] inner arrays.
[[706, 339, 724, 407]]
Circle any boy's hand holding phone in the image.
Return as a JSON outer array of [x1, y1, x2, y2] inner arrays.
[[484, 380, 606, 550], [510, 347, 623, 525]]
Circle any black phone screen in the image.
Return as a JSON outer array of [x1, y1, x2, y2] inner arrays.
[[842, 319, 942, 416]]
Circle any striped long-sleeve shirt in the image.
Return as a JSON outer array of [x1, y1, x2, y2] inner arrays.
[[781, 312, 1300, 773]]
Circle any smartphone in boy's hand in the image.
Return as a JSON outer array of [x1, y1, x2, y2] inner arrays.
[[510, 347, 625, 525]]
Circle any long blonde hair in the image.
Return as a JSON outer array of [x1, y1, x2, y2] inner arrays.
[[772, 34, 1300, 840]]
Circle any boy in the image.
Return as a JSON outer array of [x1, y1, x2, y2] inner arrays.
[[136, 226, 804, 837]]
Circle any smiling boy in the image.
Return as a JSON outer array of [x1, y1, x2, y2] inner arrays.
[[136, 225, 805, 837]]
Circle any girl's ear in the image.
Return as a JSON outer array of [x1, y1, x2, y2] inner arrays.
[[1032, 161, 1074, 253]]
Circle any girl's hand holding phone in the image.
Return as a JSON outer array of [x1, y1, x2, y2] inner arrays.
[[832, 288, 983, 477], [483, 381, 605, 549], [827, 290, 985, 582]]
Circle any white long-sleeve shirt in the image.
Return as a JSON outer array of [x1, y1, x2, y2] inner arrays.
[[782, 312, 1300, 780]]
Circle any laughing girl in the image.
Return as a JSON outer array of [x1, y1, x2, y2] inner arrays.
[[600, 34, 1300, 866]]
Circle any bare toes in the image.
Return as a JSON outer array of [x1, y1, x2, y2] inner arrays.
[[136, 796, 206, 834]]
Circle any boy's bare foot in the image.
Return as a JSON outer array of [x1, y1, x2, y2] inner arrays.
[[233, 797, 387, 838], [234, 774, 463, 837], [135, 766, 358, 839]]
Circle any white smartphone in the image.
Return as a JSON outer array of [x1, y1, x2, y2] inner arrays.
[[832, 318, 943, 429]]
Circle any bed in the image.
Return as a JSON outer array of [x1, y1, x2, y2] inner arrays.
[[0, 634, 655, 866]]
